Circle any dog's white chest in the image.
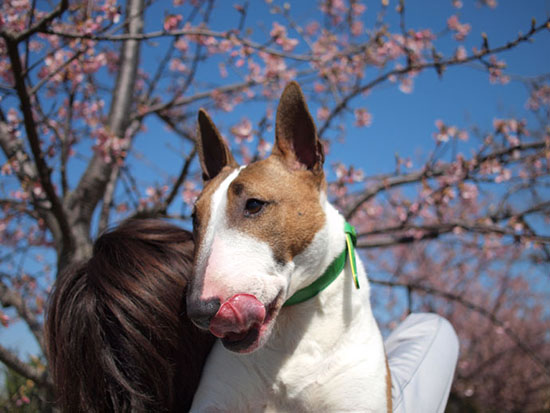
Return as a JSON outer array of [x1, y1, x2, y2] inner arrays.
[[191, 283, 388, 413], [271, 311, 387, 412]]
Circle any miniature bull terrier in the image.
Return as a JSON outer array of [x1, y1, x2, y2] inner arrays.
[[187, 82, 391, 412]]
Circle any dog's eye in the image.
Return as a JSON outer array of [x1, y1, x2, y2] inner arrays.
[[244, 199, 265, 216]]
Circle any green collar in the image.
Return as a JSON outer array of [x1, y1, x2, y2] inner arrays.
[[283, 222, 359, 307]]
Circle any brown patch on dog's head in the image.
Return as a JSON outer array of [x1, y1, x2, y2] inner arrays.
[[225, 156, 325, 265]]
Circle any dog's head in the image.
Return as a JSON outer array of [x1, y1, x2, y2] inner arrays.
[[187, 82, 328, 353]]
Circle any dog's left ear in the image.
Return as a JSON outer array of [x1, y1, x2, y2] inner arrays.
[[273, 82, 324, 173], [197, 109, 238, 181]]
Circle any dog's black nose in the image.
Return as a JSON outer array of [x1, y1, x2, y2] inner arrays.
[[187, 297, 221, 330]]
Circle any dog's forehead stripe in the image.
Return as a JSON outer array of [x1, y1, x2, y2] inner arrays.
[[199, 166, 245, 258]]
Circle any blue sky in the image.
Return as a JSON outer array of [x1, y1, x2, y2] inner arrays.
[[126, 0, 550, 198], [1, 0, 550, 364]]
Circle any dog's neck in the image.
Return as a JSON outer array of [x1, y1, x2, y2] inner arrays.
[[266, 198, 374, 354], [232, 199, 379, 410], [285, 198, 347, 299]]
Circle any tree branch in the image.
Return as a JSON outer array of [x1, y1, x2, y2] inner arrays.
[[345, 140, 547, 220], [179, 0, 214, 97], [67, 0, 144, 265], [370, 277, 550, 378], [0, 121, 38, 185], [357, 219, 550, 249], [1, 33, 74, 258], [1, 0, 68, 42], [0, 344, 52, 392], [97, 120, 141, 234], [96, 166, 120, 235], [0, 121, 63, 246], [155, 112, 195, 142], [41, 26, 313, 62], [318, 16, 550, 137], [162, 145, 197, 213], [0, 277, 44, 352], [132, 79, 257, 121], [28, 48, 86, 96], [0, 199, 40, 220]]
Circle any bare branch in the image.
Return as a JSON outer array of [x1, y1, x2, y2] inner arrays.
[[346, 169, 435, 220], [127, 143, 197, 221], [180, 0, 214, 96], [155, 112, 195, 143]]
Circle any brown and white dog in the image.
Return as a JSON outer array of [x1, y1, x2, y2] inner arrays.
[[187, 82, 391, 412]]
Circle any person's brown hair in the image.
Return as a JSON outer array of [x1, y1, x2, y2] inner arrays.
[[45, 219, 215, 412]]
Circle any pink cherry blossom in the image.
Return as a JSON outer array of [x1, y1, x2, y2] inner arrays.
[[182, 181, 199, 206], [230, 118, 253, 143], [526, 83, 550, 111], [0, 311, 9, 327], [447, 15, 471, 41], [455, 45, 467, 60], [488, 56, 510, 84], [351, 21, 364, 37], [164, 14, 182, 32], [317, 107, 330, 121], [270, 22, 299, 52], [433, 120, 469, 142], [354, 108, 372, 127]]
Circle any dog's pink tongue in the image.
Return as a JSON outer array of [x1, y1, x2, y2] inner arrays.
[[209, 294, 266, 338]]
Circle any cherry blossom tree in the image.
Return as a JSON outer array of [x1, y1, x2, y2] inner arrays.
[[0, 0, 549, 410]]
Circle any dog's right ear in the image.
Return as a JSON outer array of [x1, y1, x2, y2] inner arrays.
[[197, 109, 238, 181], [272, 82, 324, 174]]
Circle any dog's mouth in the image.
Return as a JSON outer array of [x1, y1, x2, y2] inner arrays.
[[209, 292, 283, 354]]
